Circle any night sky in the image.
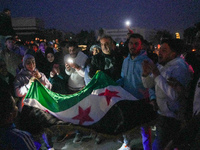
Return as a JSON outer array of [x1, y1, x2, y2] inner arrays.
[[1, 0, 200, 35]]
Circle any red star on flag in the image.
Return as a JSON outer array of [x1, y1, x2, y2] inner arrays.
[[72, 106, 94, 125], [98, 89, 121, 105]]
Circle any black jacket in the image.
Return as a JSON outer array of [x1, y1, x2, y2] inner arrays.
[[89, 52, 123, 81]]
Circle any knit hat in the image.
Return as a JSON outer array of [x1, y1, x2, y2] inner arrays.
[[23, 54, 35, 68], [90, 45, 101, 52]]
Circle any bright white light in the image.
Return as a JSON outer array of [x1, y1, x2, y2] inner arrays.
[[67, 58, 73, 64], [125, 20, 130, 26]]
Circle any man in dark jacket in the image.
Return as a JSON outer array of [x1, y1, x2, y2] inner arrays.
[[89, 35, 123, 81], [0, 37, 22, 76], [88, 35, 123, 144]]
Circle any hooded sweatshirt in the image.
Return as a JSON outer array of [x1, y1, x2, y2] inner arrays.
[[118, 50, 154, 100], [14, 54, 52, 99]]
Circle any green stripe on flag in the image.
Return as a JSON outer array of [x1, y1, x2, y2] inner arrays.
[[25, 71, 118, 112]]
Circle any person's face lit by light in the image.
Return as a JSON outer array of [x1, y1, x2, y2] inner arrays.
[[47, 53, 55, 63], [100, 38, 112, 55], [25, 58, 36, 72]]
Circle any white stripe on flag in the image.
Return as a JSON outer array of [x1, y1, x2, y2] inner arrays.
[[24, 86, 138, 125]]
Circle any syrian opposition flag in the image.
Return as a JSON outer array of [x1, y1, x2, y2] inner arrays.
[[23, 71, 157, 135]]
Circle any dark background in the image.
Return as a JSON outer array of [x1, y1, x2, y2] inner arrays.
[[1, 0, 200, 34]]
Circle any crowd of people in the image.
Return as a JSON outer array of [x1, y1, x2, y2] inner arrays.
[[1, 8, 200, 150]]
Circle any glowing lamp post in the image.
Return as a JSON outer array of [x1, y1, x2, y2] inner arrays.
[[125, 20, 131, 27]]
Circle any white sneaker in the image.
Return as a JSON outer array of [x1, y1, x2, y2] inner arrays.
[[151, 126, 156, 131], [73, 133, 82, 143], [118, 143, 131, 150]]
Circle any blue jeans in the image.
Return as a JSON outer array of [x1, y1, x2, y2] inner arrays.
[[141, 126, 152, 150]]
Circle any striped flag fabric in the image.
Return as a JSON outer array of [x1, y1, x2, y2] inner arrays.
[[23, 71, 157, 135]]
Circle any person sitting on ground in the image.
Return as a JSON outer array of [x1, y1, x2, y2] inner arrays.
[[0, 90, 37, 150]]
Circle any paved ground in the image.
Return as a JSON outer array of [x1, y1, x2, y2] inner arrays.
[[52, 136, 143, 150], [38, 126, 156, 150]]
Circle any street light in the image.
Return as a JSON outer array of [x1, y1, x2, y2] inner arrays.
[[125, 20, 131, 27], [125, 20, 133, 35]]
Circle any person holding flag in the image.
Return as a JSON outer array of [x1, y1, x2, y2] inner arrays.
[[14, 54, 54, 149], [14, 54, 52, 111]]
